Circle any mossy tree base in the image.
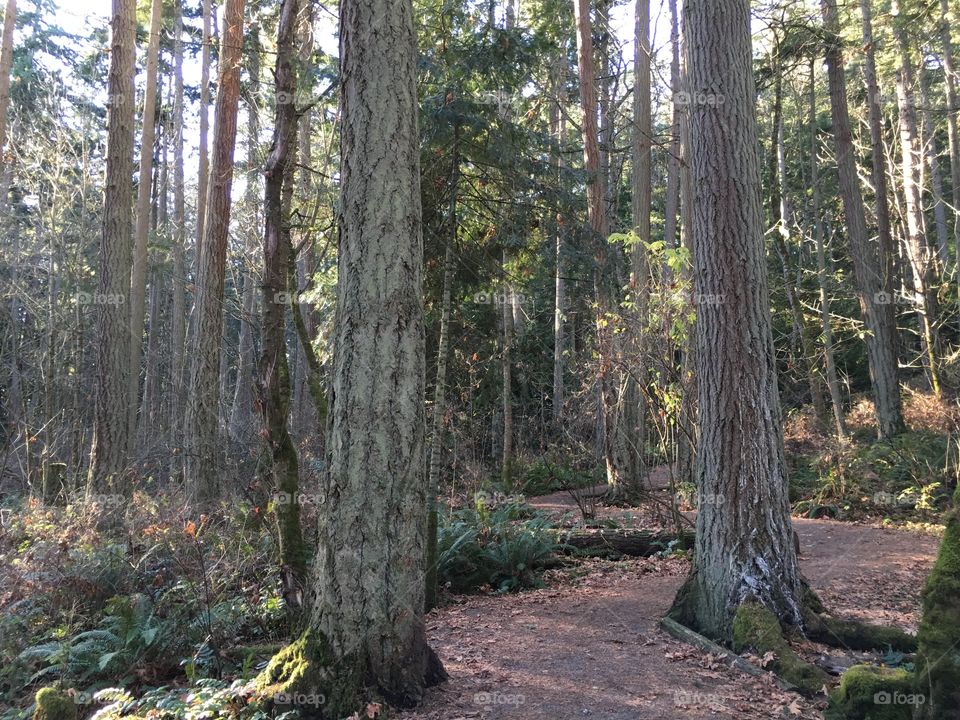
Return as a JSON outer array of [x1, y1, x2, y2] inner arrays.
[[32, 687, 77, 720], [914, 511, 960, 719], [800, 584, 916, 653], [824, 665, 915, 720], [731, 602, 831, 695], [253, 629, 447, 718]]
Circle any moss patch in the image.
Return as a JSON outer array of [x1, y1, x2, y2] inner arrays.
[[801, 584, 916, 653], [732, 602, 830, 695], [32, 687, 77, 720], [914, 511, 960, 719], [253, 629, 361, 719], [824, 665, 916, 720]]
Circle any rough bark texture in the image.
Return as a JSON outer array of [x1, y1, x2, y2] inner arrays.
[[823, 0, 904, 438], [669, 0, 803, 642], [0, 0, 19, 433], [128, 0, 162, 441], [184, 0, 244, 505], [305, 0, 446, 704], [920, 70, 950, 268], [87, 0, 137, 496], [256, 0, 306, 614]]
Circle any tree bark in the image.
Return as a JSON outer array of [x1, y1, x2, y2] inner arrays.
[[184, 0, 244, 505], [551, 61, 565, 424], [229, 24, 261, 444], [920, 69, 950, 268], [195, 0, 213, 273], [306, 0, 446, 702], [822, 0, 904, 438], [669, 0, 803, 641], [128, 0, 162, 441], [87, 0, 137, 496], [170, 0, 186, 465], [256, 0, 306, 614]]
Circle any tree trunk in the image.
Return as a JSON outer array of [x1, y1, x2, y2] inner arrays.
[[809, 60, 847, 438], [229, 25, 261, 444], [939, 0, 960, 263], [501, 249, 514, 483], [920, 69, 950, 269], [551, 62, 565, 424], [170, 0, 186, 466], [305, 0, 446, 702], [619, 0, 651, 497], [87, 0, 137, 496], [128, 0, 162, 441], [663, 0, 680, 252], [255, 0, 305, 614], [184, 0, 244, 505], [891, 0, 940, 397], [195, 0, 212, 273], [669, 0, 803, 641], [822, 0, 904, 438]]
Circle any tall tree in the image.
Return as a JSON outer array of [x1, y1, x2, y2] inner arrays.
[[184, 0, 244, 505], [891, 0, 941, 397], [86, 0, 137, 496], [195, 0, 212, 270], [128, 0, 163, 440], [822, 0, 904, 438], [169, 0, 187, 456], [669, 0, 802, 640], [939, 0, 960, 255], [256, 0, 305, 613], [298, 0, 447, 702]]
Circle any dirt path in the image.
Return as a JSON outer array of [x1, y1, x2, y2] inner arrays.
[[396, 485, 939, 720]]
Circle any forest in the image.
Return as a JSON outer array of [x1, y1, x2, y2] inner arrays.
[[1, 0, 960, 717]]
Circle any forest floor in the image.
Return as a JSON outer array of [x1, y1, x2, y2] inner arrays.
[[396, 473, 939, 720]]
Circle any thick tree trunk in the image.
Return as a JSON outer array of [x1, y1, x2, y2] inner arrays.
[[128, 0, 162, 441], [87, 0, 137, 496], [891, 0, 941, 397], [823, 0, 904, 438], [184, 0, 244, 505], [669, 0, 803, 641], [305, 0, 446, 703]]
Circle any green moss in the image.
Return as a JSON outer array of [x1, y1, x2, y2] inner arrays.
[[253, 629, 361, 719], [914, 512, 960, 719], [732, 602, 830, 695], [824, 665, 916, 720], [32, 687, 77, 720]]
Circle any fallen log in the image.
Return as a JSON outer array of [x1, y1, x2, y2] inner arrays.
[[558, 529, 695, 557]]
